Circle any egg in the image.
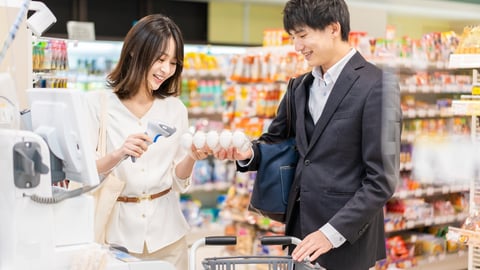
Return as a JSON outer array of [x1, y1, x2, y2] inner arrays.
[[239, 140, 252, 153], [219, 130, 233, 149], [206, 130, 220, 151], [232, 130, 247, 148], [193, 131, 206, 149], [181, 133, 193, 151]]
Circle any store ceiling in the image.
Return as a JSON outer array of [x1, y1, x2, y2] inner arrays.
[[183, 0, 480, 20], [446, 0, 480, 4], [345, 0, 480, 20]]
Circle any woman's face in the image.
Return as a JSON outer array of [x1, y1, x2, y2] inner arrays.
[[147, 37, 177, 92]]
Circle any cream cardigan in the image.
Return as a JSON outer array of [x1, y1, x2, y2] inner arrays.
[[86, 90, 191, 253]]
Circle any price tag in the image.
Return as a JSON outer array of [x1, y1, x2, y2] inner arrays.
[[198, 70, 208, 77], [398, 190, 407, 199], [473, 85, 480, 95], [67, 21, 96, 41], [409, 84, 416, 93], [442, 186, 450, 194], [427, 256, 435, 263], [425, 218, 433, 226], [405, 162, 413, 171], [406, 220, 415, 228], [426, 187, 434, 196], [451, 186, 461, 193], [421, 85, 430, 92], [407, 109, 416, 118], [407, 134, 415, 143], [433, 85, 442, 93], [414, 189, 423, 197], [437, 217, 447, 224], [447, 84, 456, 93], [417, 109, 426, 117], [411, 235, 418, 242], [427, 109, 437, 117]]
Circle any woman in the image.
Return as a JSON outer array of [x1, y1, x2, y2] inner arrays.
[[87, 14, 208, 269]]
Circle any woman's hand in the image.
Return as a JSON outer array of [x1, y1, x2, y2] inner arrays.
[[175, 144, 209, 180], [188, 144, 210, 161], [117, 133, 152, 160], [96, 132, 152, 174]]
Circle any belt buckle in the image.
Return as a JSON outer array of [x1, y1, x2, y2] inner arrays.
[[138, 194, 152, 202]]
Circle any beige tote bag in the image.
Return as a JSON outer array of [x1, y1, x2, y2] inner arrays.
[[91, 91, 125, 244]]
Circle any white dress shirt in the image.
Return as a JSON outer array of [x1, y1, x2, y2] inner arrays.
[[309, 48, 357, 124], [311, 48, 357, 248], [86, 90, 191, 253]]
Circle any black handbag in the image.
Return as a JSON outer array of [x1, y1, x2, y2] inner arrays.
[[248, 77, 300, 223]]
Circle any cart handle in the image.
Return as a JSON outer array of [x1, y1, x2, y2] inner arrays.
[[260, 236, 302, 246], [189, 236, 237, 270], [205, 236, 237, 245]]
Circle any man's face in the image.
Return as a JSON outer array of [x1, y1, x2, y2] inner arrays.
[[290, 24, 337, 70]]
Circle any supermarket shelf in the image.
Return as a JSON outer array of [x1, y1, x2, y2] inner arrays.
[[385, 213, 469, 233], [448, 53, 480, 270], [409, 251, 467, 270], [374, 58, 450, 71], [392, 185, 470, 199], [447, 227, 480, 246], [452, 98, 480, 116], [402, 108, 455, 120], [399, 84, 471, 94], [449, 54, 480, 69]]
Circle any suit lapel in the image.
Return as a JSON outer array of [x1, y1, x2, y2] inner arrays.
[[306, 52, 364, 153]]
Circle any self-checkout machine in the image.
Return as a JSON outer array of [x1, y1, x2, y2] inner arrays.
[[0, 1, 174, 269]]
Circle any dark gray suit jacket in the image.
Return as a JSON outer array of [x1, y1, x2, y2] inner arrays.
[[239, 52, 402, 270]]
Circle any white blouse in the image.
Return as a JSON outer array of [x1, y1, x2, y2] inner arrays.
[[86, 90, 191, 253]]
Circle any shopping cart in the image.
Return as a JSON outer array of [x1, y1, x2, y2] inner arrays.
[[189, 235, 325, 270]]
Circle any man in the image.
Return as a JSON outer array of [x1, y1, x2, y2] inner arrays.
[[215, 0, 401, 269]]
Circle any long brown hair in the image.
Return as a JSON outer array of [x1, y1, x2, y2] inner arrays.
[[107, 14, 184, 99]]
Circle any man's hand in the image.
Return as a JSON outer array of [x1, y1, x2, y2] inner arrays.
[[214, 146, 253, 161], [292, 230, 333, 262]]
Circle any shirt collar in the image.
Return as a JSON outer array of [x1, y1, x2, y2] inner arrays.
[[311, 48, 357, 85]]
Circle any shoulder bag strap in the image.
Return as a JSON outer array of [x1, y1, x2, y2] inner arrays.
[[286, 74, 306, 138], [97, 91, 108, 157], [285, 78, 295, 138]]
